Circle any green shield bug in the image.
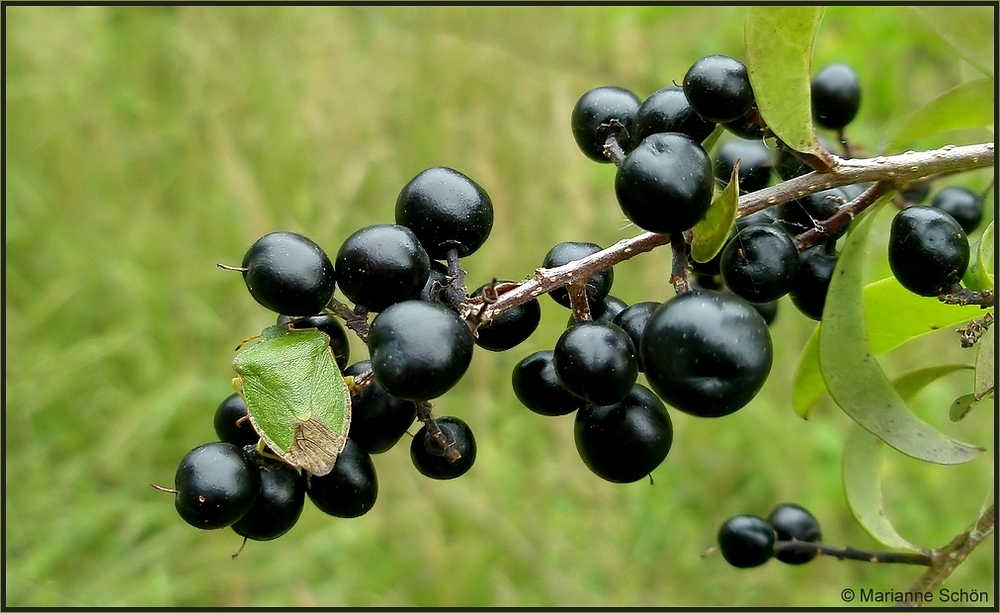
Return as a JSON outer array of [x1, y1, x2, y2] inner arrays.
[[232, 324, 351, 476]]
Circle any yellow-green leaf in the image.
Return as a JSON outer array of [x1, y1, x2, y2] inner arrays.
[[963, 221, 995, 291], [690, 161, 738, 263], [818, 207, 982, 464], [974, 326, 994, 402], [744, 7, 833, 170], [883, 78, 995, 152]]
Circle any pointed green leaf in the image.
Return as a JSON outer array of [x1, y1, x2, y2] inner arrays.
[[974, 326, 994, 401], [744, 7, 833, 170], [892, 364, 974, 402], [691, 161, 739, 263], [818, 207, 982, 464], [883, 78, 995, 152], [843, 425, 924, 552], [963, 221, 995, 291], [911, 6, 995, 78], [792, 276, 981, 417]]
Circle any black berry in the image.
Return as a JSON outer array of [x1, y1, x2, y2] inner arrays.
[[720, 224, 801, 304], [553, 320, 638, 406], [574, 384, 673, 483], [240, 232, 336, 316], [789, 240, 838, 321], [368, 300, 474, 401], [395, 166, 494, 259], [768, 503, 822, 565], [683, 55, 755, 124], [472, 281, 541, 352], [717, 514, 775, 568], [231, 456, 306, 541], [641, 290, 773, 418], [334, 224, 431, 312], [610, 301, 659, 372], [306, 438, 378, 518], [571, 86, 641, 162], [511, 350, 586, 417], [931, 186, 984, 234], [811, 63, 861, 130], [888, 206, 970, 297], [714, 138, 773, 194], [615, 132, 714, 234], [779, 188, 849, 239], [213, 393, 260, 448], [410, 416, 477, 480], [631, 86, 716, 148], [173, 442, 261, 530]]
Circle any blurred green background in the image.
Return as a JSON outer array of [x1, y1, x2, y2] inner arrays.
[[5, 6, 994, 607]]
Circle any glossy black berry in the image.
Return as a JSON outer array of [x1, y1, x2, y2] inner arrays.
[[720, 224, 801, 304], [888, 206, 970, 297], [631, 86, 716, 148], [410, 416, 477, 480], [610, 301, 659, 372], [343, 361, 417, 454], [472, 281, 541, 352], [231, 457, 306, 541], [714, 138, 772, 194], [335, 224, 431, 312], [773, 136, 833, 181], [571, 86, 641, 162], [789, 241, 838, 321], [751, 300, 779, 327], [641, 290, 773, 418], [722, 107, 767, 140], [811, 63, 861, 130], [240, 232, 336, 317], [306, 438, 378, 518], [780, 188, 849, 239], [395, 166, 494, 259], [615, 132, 714, 234], [213, 393, 260, 448], [717, 515, 775, 568], [683, 55, 755, 124], [173, 442, 261, 530], [543, 242, 614, 309], [931, 186, 984, 234], [368, 300, 474, 401], [277, 313, 350, 371], [574, 384, 673, 483], [768, 503, 822, 565], [735, 206, 779, 232], [553, 320, 638, 406], [511, 350, 586, 417]]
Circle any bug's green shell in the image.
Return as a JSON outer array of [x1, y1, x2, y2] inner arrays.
[[233, 325, 351, 476]]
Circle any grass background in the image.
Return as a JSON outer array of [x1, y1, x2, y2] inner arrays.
[[5, 6, 994, 607]]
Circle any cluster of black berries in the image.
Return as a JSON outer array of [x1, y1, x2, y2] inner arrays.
[[717, 503, 823, 568], [163, 166, 509, 549]]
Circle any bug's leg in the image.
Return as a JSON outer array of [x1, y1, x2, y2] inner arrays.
[[231, 376, 244, 395], [234, 334, 262, 351]]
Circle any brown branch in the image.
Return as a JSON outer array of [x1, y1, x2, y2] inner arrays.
[[793, 180, 894, 250], [740, 142, 995, 218], [905, 503, 995, 602]]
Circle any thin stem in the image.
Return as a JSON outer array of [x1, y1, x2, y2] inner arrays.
[[773, 541, 933, 566], [567, 282, 592, 322], [415, 401, 461, 463], [793, 180, 894, 250], [443, 246, 469, 310], [327, 299, 370, 343], [669, 233, 692, 295], [601, 120, 628, 166]]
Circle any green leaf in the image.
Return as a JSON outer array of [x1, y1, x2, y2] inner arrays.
[[974, 326, 994, 401], [911, 6, 995, 78], [690, 161, 738, 263], [744, 7, 833, 170], [844, 364, 972, 551], [948, 393, 978, 422], [883, 78, 995, 152], [818, 207, 982, 464], [963, 221, 995, 291], [792, 276, 981, 418], [842, 425, 924, 552]]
